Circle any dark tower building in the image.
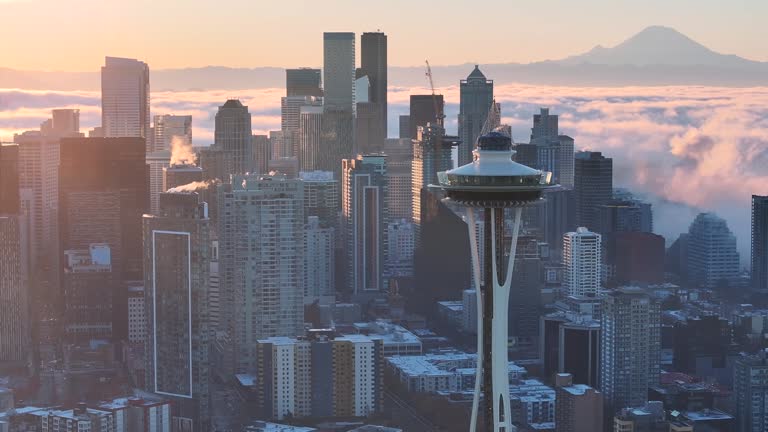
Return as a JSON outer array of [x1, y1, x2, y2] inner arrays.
[[753, 195, 768, 293], [0, 144, 20, 215], [541, 313, 600, 388], [163, 164, 203, 192], [59, 137, 149, 341], [574, 151, 612, 232], [409, 95, 443, 140], [360, 32, 387, 140], [143, 192, 211, 431], [215, 99, 252, 175], [458, 65, 494, 166], [398, 115, 410, 139], [286, 68, 323, 97]]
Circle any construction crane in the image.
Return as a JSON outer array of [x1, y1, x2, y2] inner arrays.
[[424, 60, 445, 127]]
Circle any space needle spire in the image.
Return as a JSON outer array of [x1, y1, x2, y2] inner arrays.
[[435, 132, 555, 431]]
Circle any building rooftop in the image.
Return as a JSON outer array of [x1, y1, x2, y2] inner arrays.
[[560, 384, 597, 396], [682, 409, 733, 422], [352, 321, 421, 345], [244, 421, 317, 432]]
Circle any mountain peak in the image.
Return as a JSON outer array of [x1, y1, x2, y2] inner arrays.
[[559, 26, 757, 67]]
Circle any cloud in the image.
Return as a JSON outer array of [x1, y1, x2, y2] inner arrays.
[[2, 84, 767, 263]]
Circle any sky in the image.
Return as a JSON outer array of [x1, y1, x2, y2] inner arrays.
[[1, 0, 767, 71]]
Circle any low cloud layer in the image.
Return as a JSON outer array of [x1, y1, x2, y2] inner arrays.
[[2, 84, 767, 262]]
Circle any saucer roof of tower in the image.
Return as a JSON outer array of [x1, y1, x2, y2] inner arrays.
[[435, 132, 556, 207]]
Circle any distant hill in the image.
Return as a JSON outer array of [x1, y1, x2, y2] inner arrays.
[[2, 26, 767, 91]]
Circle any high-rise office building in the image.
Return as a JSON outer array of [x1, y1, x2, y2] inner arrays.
[[298, 171, 339, 229], [355, 100, 385, 155], [597, 199, 653, 236], [563, 228, 601, 297], [342, 155, 388, 296], [541, 312, 600, 388], [0, 145, 30, 367], [600, 288, 661, 411], [298, 105, 324, 171], [251, 134, 271, 175], [286, 68, 323, 97], [143, 192, 211, 431], [734, 351, 768, 432], [152, 115, 192, 153], [360, 32, 387, 143], [163, 164, 203, 192], [458, 65, 493, 166], [323, 32, 355, 112], [50, 109, 81, 137], [411, 125, 458, 233], [218, 174, 304, 373], [0, 214, 30, 367], [59, 137, 149, 340], [0, 141, 19, 218], [126, 282, 146, 344], [214, 99, 252, 175], [282, 95, 321, 159], [319, 108, 354, 181], [304, 216, 335, 304], [146, 150, 171, 215], [752, 195, 768, 293], [398, 115, 410, 139], [686, 212, 740, 289], [508, 236, 546, 357], [198, 144, 234, 183], [384, 138, 413, 221], [13, 133, 60, 280], [408, 95, 444, 140], [101, 56, 150, 142], [574, 151, 612, 232], [554, 373, 603, 432], [387, 219, 415, 278], [63, 244, 114, 342], [531, 108, 559, 141]]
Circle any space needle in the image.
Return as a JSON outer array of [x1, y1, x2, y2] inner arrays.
[[435, 131, 555, 432]]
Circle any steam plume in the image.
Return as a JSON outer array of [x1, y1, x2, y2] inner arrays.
[[166, 179, 220, 193], [170, 136, 197, 166]]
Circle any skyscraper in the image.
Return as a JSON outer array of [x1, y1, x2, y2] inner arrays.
[[734, 352, 768, 432], [323, 32, 355, 112], [384, 138, 413, 221], [214, 99, 252, 175], [574, 151, 612, 232], [408, 95, 444, 140], [563, 228, 602, 297], [298, 170, 339, 229], [752, 195, 768, 293], [687, 212, 740, 289], [458, 65, 493, 166], [411, 125, 459, 234], [218, 174, 304, 373], [387, 219, 415, 278], [398, 115, 410, 139], [286, 68, 323, 97], [360, 32, 387, 141], [319, 108, 354, 181], [0, 144, 30, 368], [146, 150, 171, 215], [304, 216, 335, 304], [198, 144, 234, 183], [63, 244, 114, 342], [143, 192, 211, 431], [251, 134, 271, 175], [600, 288, 661, 412], [51, 109, 81, 137], [531, 108, 559, 141], [298, 105, 324, 171], [15, 130, 62, 298], [152, 115, 192, 153], [342, 155, 388, 297], [596, 199, 653, 236], [101, 56, 150, 142], [59, 137, 149, 340], [282, 95, 321, 159], [163, 164, 203, 192]]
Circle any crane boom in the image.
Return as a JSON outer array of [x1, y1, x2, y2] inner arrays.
[[424, 60, 444, 127]]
